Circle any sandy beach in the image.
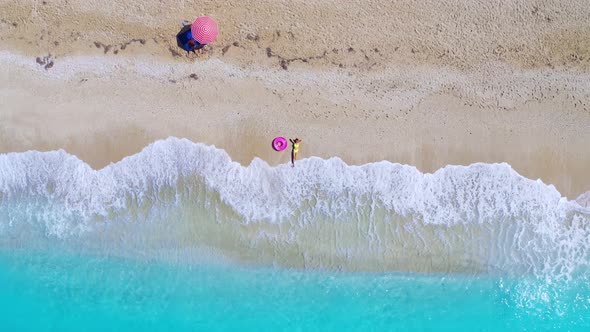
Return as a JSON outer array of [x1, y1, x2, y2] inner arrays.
[[1, 0, 589, 198]]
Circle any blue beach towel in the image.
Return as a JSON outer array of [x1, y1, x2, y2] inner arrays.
[[178, 29, 202, 51]]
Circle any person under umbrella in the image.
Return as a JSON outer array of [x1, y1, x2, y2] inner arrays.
[[177, 16, 218, 54], [186, 38, 204, 53]]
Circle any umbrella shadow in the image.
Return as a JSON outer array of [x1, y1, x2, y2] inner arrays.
[[176, 24, 204, 55]]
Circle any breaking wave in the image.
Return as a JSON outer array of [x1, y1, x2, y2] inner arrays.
[[0, 137, 589, 278]]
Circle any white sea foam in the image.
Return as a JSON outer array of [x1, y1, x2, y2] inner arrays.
[[0, 137, 589, 277], [577, 191, 590, 208]]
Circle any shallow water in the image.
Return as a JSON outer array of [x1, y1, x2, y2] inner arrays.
[[1, 138, 589, 274], [1, 250, 588, 331], [1, 138, 589, 330]]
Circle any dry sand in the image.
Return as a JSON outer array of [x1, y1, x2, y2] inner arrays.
[[0, 0, 589, 198]]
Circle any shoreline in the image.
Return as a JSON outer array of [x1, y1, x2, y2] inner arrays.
[[1, 136, 589, 274], [1, 50, 589, 198]]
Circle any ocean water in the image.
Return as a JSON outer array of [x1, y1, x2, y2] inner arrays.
[[1, 250, 589, 332], [1, 137, 589, 330]]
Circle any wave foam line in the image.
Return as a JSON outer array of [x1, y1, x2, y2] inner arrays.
[[0, 137, 589, 277]]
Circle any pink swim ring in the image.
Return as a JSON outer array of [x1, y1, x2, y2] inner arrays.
[[272, 136, 288, 151]]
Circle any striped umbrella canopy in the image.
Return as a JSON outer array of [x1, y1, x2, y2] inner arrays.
[[191, 16, 218, 44]]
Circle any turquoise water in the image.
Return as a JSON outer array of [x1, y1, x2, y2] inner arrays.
[[1, 141, 590, 330], [1, 250, 588, 331]]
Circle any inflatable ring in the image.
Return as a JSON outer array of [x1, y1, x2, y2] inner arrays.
[[272, 136, 288, 151]]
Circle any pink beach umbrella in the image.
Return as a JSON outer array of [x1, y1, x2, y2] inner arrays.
[[191, 16, 219, 44]]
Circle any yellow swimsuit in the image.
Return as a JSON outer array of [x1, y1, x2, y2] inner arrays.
[[293, 143, 300, 153]]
